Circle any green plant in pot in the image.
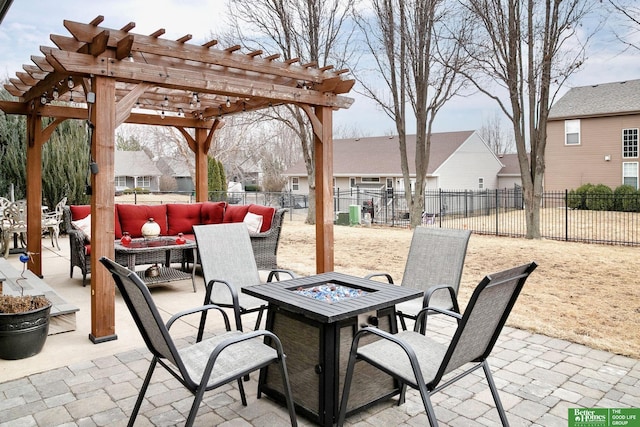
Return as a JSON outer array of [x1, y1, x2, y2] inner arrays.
[[0, 253, 52, 360]]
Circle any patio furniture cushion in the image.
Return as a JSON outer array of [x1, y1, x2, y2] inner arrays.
[[247, 204, 275, 232], [167, 203, 202, 235], [71, 214, 92, 242], [117, 204, 168, 238], [201, 201, 226, 224], [243, 212, 263, 235], [223, 204, 250, 223]]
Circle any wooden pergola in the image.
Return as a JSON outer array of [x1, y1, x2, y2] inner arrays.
[[0, 16, 354, 343]]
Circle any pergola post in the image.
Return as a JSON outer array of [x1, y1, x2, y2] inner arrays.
[[314, 106, 334, 273], [25, 113, 44, 277], [194, 128, 208, 202], [89, 76, 117, 343]]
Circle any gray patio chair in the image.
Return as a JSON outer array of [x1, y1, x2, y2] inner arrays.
[[338, 262, 537, 427], [366, 227, 471, 331], [193, 223, 296, 332], [99, 256, 298, 427]]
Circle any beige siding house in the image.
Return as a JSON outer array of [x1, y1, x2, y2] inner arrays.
[[114, 151, 162, 192], [546, 80, 640, 191], [283, 130, 509, 193]]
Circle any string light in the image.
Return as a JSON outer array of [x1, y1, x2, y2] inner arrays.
[[67, 76, 74, 89], [40, 93, 48, 105], [127, 53, 134, 62], [226, 97, 231, 108], [162, 95, 169, 108], [177, 108, 184, 117], [52, 87, 59, 100]]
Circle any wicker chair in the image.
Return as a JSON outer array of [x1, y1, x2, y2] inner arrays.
[[338, 262, 538, 427], [250, 208, 287, 270], [366, 227, 471, 331], [99, 256, 298, 427]]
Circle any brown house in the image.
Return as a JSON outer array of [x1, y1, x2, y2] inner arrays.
[[545, 79, 640, 191]]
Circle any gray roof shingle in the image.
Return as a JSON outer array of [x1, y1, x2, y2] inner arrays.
[[115, 151, 162, 177], [284, 131, 475, 176], [548, 79, 640, 119]]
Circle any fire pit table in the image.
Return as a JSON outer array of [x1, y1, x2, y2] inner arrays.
[[243, 272, 422, 426]]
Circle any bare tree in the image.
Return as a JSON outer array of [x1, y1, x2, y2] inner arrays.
[[459, 0, 598, 238], [353, 0, 470, 227], [606, 0, 640, 52], [479, 110, 514, 155], [224, 0, 356, 223]]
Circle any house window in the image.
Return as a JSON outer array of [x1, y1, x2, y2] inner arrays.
[[115, 176, 126, 187], [360, 177, 380, 183], [623, 129, 638, 158], [292, 177, 299, 191], [137, 176, 151, 188], [350, 177, 356, 188], [623, 162, 638, 188], [478, 177, 484, 189], [565, 119, 580, 145]]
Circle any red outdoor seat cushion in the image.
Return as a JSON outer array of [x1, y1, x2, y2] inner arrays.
[[223, 204, 250, 223], [248, 204, 276, 232], [167, 203, 202, 235], [117, 204, 168, 238], [201, 201, 226, 224]]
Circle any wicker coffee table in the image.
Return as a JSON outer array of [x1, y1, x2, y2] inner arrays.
[[114, 237, 197, 292], [243, 272, 422, 427]]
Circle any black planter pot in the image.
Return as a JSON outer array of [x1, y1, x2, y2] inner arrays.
[[0, 303, 51, 360]]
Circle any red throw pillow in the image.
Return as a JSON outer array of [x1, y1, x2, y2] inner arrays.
[[69, 205, 91, 221], [167, 203, 202, 235], [223, 204, 250, 223], [201, 201, 226, 224], [247, 204, 276, 232], [117, 204, 168, 238]]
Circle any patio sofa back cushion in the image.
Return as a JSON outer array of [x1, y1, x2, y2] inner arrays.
[[200, 201, 226, 224], [166, 203, 202, 235], [117, 204, 168, 238], [247, 204, 276, 233], [223, 204, 250, 223]]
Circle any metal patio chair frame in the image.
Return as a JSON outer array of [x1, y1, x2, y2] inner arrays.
[[367, 227, 471, 331], [339, 262, 538, 427], [99, 256, 297, 427], [194, 223, 295, 332]]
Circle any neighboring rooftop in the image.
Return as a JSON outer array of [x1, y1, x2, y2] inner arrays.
[[114, 151, 162, 177], [548, 79, 640, 119], [284, 130, 475, 176]]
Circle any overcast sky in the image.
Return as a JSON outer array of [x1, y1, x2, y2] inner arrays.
[[1, 0, 638, 137]]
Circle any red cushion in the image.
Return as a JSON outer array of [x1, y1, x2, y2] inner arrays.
[[167, 204, 202, 235], [223, 204, 250, 223], [117, 204, 168, 238], [248, 204, 276, 232], [201, 201, 226, 224], [114, 206, 122, 239], [69, 205, 91, 221]]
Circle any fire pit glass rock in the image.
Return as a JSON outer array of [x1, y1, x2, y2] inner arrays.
[[293, 282, 368, 303]]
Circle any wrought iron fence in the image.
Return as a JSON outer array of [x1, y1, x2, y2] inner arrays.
[[335, 187, 640, 246], [116, 188, 640, 246]]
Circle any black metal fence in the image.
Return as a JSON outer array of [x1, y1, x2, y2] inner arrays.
[[117, 188, 640, 246], [335, 187, 640, 246]]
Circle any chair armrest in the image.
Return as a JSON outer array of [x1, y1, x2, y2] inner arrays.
[[266, 269, 297, 281], [166, 304, 231, 332], [414, 305, 462, 334], [422, 284, 460, 312], [204, 329, 288, 368], [364, 272, 394, 284]]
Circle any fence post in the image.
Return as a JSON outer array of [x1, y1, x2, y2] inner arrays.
[[565, 189, 569, 241]]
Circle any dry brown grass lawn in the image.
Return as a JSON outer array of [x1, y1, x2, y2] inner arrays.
[[278, 217, 640, 359]]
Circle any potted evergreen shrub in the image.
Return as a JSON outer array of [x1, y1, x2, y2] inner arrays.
[[0, 254, 52, 360]]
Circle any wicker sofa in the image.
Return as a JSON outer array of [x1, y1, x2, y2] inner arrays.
[[63, 202, 287, 286]]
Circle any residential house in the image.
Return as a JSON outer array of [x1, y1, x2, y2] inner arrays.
[[155, 156, 194, 192], [283, 130, 507, 194], [545, 79, 640, 191], [114, 150, 162, 192]]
